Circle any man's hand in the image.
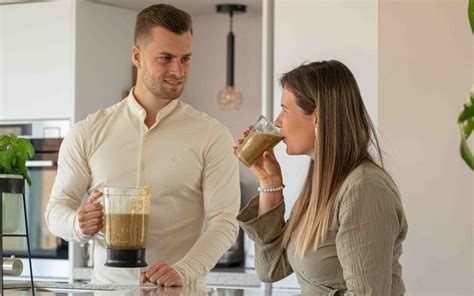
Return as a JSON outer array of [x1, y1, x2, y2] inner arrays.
[[77, 190, 103, 236], [140, 262, 183, 287]]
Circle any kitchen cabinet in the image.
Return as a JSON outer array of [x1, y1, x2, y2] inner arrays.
[[0, 1, 73, 120], [0, 0, 136, 122]]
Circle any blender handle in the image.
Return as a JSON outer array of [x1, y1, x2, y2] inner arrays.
[[92, 195, 106, 241]]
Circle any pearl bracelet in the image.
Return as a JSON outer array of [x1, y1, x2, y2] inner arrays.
[[258, 184, 285, 193]]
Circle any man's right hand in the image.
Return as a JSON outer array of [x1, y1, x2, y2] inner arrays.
[[77, 190, 103, 236]]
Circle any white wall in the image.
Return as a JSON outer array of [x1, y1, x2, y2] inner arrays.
[[272, 0, 378, 288], [74, 0, 136, 122], [273, 0, 378, 221], [0, 1, 74, 120], [379, 0, 473, 294]]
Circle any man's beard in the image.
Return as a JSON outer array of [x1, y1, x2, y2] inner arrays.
[[142, 72, 185, 101]]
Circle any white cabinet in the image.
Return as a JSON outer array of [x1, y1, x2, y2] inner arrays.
[[0, 1, 74, 120], [0, 0, 136, 123]]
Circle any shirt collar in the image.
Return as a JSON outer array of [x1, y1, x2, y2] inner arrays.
[[126, 88, 180, 122]]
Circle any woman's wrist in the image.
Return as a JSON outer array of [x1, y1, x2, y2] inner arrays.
[[258, 184, 285, 193], [259, 176, 283, 188]]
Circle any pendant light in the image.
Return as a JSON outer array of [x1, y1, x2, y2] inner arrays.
[[216, 4, 247, 111]]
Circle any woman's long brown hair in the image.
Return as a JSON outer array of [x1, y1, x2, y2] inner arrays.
[[280, 60, 384, 257]]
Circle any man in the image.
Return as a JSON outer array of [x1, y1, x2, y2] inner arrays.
[[46, 4, 240, 286]]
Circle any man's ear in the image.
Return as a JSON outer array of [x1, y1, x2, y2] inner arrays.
[[132, 46, 141, 69]]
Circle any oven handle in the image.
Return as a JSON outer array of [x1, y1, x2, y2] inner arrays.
[[25, 160, 56, 167]]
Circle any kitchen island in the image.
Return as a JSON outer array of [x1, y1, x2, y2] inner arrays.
[[3, 280, 300, 295]]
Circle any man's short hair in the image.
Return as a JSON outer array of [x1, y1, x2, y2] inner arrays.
[[134, 4, 193, 45]]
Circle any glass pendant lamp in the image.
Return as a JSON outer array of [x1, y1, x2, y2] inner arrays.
[[216, 4, 247, 110]]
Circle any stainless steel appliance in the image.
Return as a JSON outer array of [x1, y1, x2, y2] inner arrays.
[[0, 119, 70, 279]]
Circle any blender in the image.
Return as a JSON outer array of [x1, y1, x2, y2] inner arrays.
[[100, 186, 151, 268]]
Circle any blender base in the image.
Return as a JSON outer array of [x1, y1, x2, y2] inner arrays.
[[105, 248, 147, 268]]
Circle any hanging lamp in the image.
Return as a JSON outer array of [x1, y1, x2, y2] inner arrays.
[[216, 4, 247, 110]]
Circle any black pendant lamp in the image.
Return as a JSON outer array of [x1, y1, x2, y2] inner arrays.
[[216, 4, 247, 110]]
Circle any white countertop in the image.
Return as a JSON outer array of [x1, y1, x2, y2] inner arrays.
[[72, 266, 262, 287], [4, 280, 301, 295]]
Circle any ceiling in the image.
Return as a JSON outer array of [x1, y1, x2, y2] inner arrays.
[[92, 0, 262, 15], [0, 1, 261, 15]]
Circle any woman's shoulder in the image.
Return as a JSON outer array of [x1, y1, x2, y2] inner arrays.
[[333, 160, 407, 235], [345, 160, 396, 186], [338, 160, 401, 202]]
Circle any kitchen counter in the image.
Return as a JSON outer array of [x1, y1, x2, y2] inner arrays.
[[73, 267, 262, 287], [3, 280, 300, 295]]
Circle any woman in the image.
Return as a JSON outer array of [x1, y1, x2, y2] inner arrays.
[[236, 60, 407, 295]]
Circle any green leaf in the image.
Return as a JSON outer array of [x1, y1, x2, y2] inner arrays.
[[3, 150, 14, 173], [0, 135, 10, 147], [15, 152, 26, 171], [24, 175, 32, 186], [19, 167, 32, 186], [460, 136, 474, 170], [0, 134, 35, 185], [0, 151, 11, 173], [458, 92, 474, 123], [458, 103, 474, 123], [462, 118, 474, 138], [469, 0, 474, 34], [17, 138, 34, 158]]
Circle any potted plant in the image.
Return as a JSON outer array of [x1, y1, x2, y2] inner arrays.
[[0, 134, 35, 233]]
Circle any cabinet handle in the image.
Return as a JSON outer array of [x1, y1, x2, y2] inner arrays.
[[25, 160, 55, 167]]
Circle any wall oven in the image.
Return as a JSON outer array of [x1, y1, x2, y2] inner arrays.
[[0, 119, 70, 279]]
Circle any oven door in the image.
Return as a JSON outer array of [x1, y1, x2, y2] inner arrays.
[[3, 160, 68, 259]]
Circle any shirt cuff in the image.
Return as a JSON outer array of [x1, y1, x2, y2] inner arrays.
[[172, 261, 205, 287], [237, 195, 286, 244]]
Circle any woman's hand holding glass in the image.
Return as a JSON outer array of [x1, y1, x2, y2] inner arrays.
[[234, 126, 284, 215], [234, 126, 283, 184]]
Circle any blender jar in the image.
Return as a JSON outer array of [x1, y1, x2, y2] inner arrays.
[[102, 186, 151, 268]]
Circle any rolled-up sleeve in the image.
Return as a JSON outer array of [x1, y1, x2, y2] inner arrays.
[[238, 196, 293, 282]]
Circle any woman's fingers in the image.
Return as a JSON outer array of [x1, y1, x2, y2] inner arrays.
[[263, 151, 275, 161], [262, 150, 282, 176], [234, 125, 254, 148]]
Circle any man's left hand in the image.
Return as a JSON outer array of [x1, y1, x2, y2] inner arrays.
[[140, 261, 183, 287]]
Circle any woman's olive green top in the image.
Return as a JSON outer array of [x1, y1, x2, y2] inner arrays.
[[238, 162, 408, 295]]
